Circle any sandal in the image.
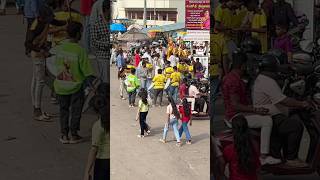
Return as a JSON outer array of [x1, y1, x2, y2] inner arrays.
[[186, 140, 192, 145], [176, 142, 182, 147], [159, 139, 166, 143]]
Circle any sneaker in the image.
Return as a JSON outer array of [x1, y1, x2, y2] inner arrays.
[[159, 139, 166, 143], [186, 140, 192, 145], [285, 159, 308, 167], [137, 135, 144, 138], [192, 111, 198, 114], [260, 156, 282, 166], [34, 114, 53, 122], [59, 135, 69, 144], [147, 130, 151, 134], [69, 135, 84, 144]]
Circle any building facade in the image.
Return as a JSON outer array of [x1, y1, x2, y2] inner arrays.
[[112, 0, 185, 27]]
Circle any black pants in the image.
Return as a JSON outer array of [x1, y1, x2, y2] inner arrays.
[[94, 159, 109, 180], [270, 114, 304, 160], [57, 90, 84, 136], [139, 112, 148, 136], [128, 90, 136, 105], [195, 97, 206, 112], [153, 89, 163, 105]]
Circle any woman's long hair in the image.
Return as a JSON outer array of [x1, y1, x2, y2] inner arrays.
[[139, 89, 148, 105], [168, 96, 180, 119], [231, 115, 254, 172], [182, 98, 191, 117]]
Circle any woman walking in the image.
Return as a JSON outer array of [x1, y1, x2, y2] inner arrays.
[[160, 96, 181, 147], [136, 89, 150, 138], [178, 98, 192, 144]]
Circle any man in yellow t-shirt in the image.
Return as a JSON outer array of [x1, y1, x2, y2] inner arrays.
[[152, 69, 166, 106], [242, 0, 268, 53], [169, 66, 181, 103], [177, 60, 189, 76], [164, 62, 174, 79]]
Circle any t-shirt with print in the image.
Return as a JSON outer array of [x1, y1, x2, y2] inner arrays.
[[92, 120, 109, 160], [54, 40, 94, 95], [252, 74, 288, 116], [138, 100, 149, 112], [153, 74, 166, 89]]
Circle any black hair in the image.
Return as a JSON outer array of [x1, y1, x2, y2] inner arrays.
[[67, 22, 83, 39], [90, 83, 109, 132], [245, 0, 259, 7], [232, 115, 255, 173], [168, 96, 180, 119], [182, 98, 191, 118], [139, 89, 148, 105], [131, 68, 136, 74], [231, 50, 247, 70], [142, 61, 146, 66], [158, 69, 163, 74], [173, 66, 177, 71], [276, 22, 289, 31], [38, 5, 54, 22]]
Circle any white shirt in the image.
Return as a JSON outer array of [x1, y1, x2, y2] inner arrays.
[[188, 85, 200, 98], [253, 74, 288, 116], [143, 52, 152, 63], [169, 55, 178, 67], [166, 104, 178, 119]]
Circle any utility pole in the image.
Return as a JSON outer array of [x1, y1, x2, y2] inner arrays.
[[143, 0, 147, 27]]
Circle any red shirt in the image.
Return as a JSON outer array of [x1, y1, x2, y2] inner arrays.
[[135, 54, 141, 67], [179, 83, 187, 100], [178, 106, 191, 122], [222, 71, 249, 120], [223, 144, 260, 180], [80, 0, 95, 16]]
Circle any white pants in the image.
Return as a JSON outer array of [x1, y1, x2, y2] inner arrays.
[[119, 78, 126, 97], [186, 98, 196, 111], [245, 115, 273, 155]]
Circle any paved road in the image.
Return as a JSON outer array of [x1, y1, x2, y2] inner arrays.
[[110, 67, 210, 180], [0, 9, 97, 180]]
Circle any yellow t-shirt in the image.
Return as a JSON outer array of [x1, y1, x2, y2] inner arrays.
[[251, 10, 267, 53], [232, 6, 248, 28], [165, 67, 174, 79], [170, 72, 181, 87], [214, 4, 233, 40], [188, 65, 194, 73], [152, 74, 166, 89], [138, 100, 149, 112], [210, 33, 227, 76], [177, 63, 189, 73]]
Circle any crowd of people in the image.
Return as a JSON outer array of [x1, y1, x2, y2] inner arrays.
[[21, 0, 109, 179], [112, 33, 210, 145], [211, 0, 313, 180]]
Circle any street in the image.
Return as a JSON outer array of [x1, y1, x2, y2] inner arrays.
[[110, 67, 210, 180], [0, 9, 97, 180]]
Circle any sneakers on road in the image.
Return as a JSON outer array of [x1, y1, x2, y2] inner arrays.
[[260, 156, 282, 166], [59, 135, 69, 144], [137, 135, 144, 138], [159, 139, 166, 143]]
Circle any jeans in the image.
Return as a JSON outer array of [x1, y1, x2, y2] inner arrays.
[[162, 118, 181, 142], [0, 0, 6, 10], [270, 114, 303, 160], [139, 112, 148, 136], [137, 78, 146, 95], [128, 90, 136, 105], [96, 58, 109, 83], [57, 90, 84, 136], [210, 76, 220, 120], [119, 78, 126, 97], [245, 114, 273, 154], [169, 86, 178, 103], [82, 16, 91, 52], [153, 89, 163, 106], [31, 57, 45, 109], [179, 122, 191, 141], [94, 159, 109, 180], [146, 78, 152, 94]]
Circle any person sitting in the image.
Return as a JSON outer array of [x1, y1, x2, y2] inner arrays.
[[222, 50, 281, 165], [186, 80, 207, 114]]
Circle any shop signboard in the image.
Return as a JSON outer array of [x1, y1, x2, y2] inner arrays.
[[185, 0, 210, 30]]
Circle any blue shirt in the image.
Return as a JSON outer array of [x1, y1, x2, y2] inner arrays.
[[116, 54, 125, 69], [24, 0, 44, 18]]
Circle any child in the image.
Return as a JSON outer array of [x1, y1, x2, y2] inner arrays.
[[223, 115, 260, 180], [160, 96, 181, 147], [178, 98, 192, 144], [84, 84, 109, 180], [274, 23, 293, 63], [54, 22, 95, 144], [125, 68, 140, 107], [136, 89, 150, 138]]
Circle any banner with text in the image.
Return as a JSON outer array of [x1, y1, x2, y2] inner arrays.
[[185, 0, 210, 30]]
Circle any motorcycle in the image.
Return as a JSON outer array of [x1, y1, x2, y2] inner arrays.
[[215, 62, 320, 177]]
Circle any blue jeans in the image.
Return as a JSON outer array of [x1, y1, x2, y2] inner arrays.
[[210, 76, 220, 121], [169, 86, 178, 103], [162, 118, 180, 142], [179, 122, 191, 141]]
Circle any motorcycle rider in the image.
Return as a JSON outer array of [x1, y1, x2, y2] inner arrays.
[[222, 50, 281, 165], [252, 54, 312, 167]]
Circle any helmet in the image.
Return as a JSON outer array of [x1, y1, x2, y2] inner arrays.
[[267, 49, 288, 64], [259, 54, 280, 72], [240, 37, 261, 54]]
